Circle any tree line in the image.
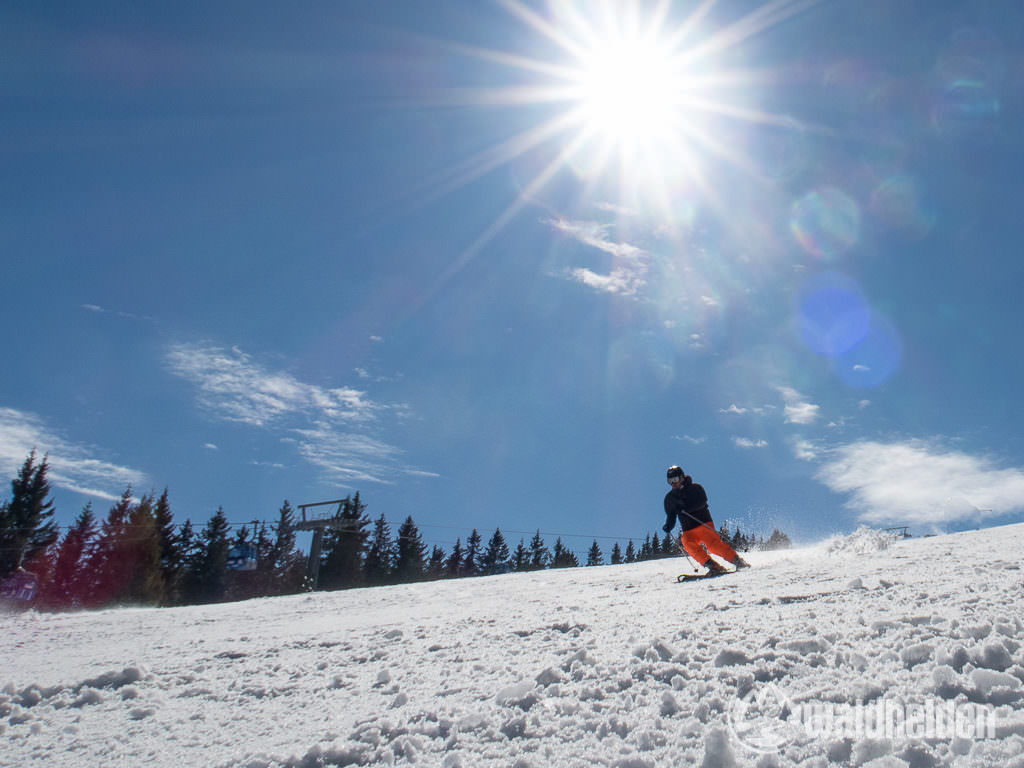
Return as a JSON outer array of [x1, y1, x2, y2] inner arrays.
[[0, 453, 306, 609], [1, 452, 792, 609], [296, 490, 791, 589]]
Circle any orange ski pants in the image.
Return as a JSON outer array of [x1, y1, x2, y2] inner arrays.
[[680, 523, 738, 565]]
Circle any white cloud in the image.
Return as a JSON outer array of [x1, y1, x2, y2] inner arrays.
[[548, 217, 645, 260], [167, 343, 378, 427], [80, 303, 154, 322], [548, 217, 649, 297], [734, 437, 769, 449], [778, 386, 820, 425], [0, 407, 147, 501], [567, 266, 646, 296], [204, 443, 219, 451], [673, 434, 707, 444], [293, 423, 408, 485], [167, 343, 427, 487], [858, 400, 871, 410], [793, 439, 819, 461], [720, 404, 747, 415], [815, 439, 1024, 526], [701, 295, 720, 308]]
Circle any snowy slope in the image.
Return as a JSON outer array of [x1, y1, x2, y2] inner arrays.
[[3, 525, 1024, 768]]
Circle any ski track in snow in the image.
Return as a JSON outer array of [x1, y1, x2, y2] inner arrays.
[[3, 525, 1024, 767]]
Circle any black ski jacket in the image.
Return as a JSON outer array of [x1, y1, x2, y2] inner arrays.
[[664, 479, 712, 532]]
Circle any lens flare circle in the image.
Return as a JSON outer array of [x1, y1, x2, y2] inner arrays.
[[870, 175, 936, 239], [837, 312, 902, 388], [796, 272, 870, 358], [790, 187, 861, 260]]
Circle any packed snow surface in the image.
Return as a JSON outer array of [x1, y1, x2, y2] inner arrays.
[[3, 525, 1024, 767]]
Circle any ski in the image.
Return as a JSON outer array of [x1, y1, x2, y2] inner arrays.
[[677, 570, 732, 582]]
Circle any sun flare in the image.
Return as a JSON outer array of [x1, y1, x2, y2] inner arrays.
[[436, 0, 817, 262], [575, 37, 684, 147]]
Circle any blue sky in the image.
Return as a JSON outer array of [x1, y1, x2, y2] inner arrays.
[[2, 0, 1023, 557]]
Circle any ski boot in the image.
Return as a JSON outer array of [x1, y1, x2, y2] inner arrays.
[[703, 559, 728, 576]]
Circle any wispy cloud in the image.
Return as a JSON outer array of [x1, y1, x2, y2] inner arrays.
[[815, 439, 1024, 526], [593, 201, 638, 217], [167, 343, 427, 486], [81, 303, 155, 322], [792, 439, 820, 461], [548, 217, 649, 297], [167, 343, 380, 427], [673, 434, 707, 444], [734, 437, 769, 449], [0, 407, 147, 501], [548, 217, 644, 260], [778, 386, 820, 425], [720, 404, 748, 415], [568, 266, 647, 296]]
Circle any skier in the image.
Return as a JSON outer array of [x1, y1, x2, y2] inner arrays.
[[663, 466, 749, 575]]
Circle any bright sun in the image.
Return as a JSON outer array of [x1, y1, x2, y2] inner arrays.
[[437, 0, 811, 257], [575, 38, 683, 148]]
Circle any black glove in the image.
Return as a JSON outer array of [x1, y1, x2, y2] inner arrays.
[[662, 522, 672, 533]]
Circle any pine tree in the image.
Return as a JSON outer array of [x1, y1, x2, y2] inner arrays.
[[512, 539, 528, 571], [84, 489, 133, 607], [224, 524, 257, 601], [41, 503, 96, 608], [732, 527, 749, 552], [0, 452, 59, 580], [463, 529, 482, 577], [661, 532, 674, 556], [586, 540, 603, 567], [445, 538, 464, 578], [766, 528, 792, 550], [650, 533, 662, 559], [121, 494, 164, 605], [427, 545, 446, 580], [527, 530, 549, 571], [153, 489, 183, 605], [394, 516, 427, 583], [191, 507, 231, 603], [267, 500, 305, 595], [176, 519, 201, 604], [363, 514, 395, 585], [320, 494, 371, 590], [551, 537, 579, 568], [249, 521, 273, 596], [610, 542, 623, 565], [480, 528, 511, 575], [640, 534, 652, 561], [624, 540, 636, 564]]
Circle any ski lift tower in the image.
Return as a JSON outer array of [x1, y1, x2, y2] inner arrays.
[[295, 498, 349, 590]]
